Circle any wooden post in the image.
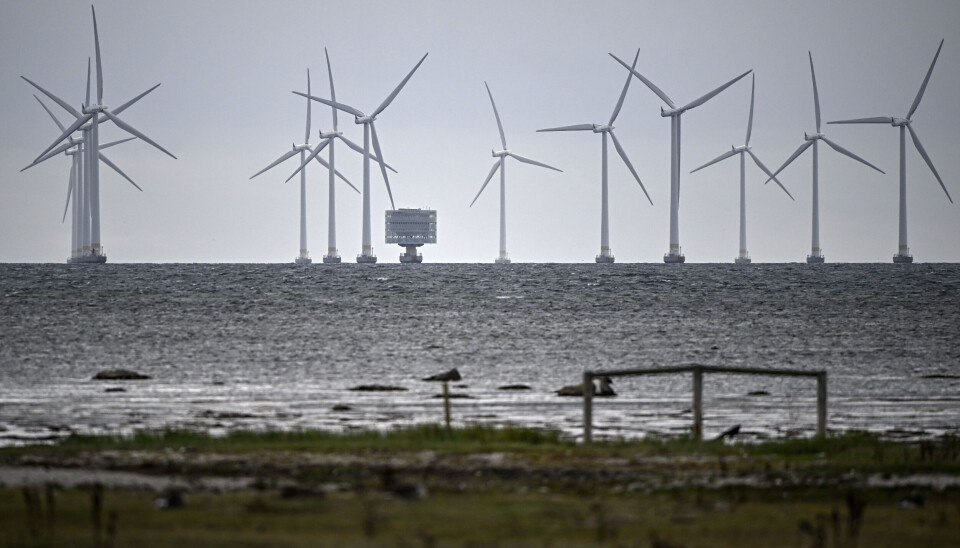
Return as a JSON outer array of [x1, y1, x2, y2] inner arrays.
[[692, 366, 703, 441], [442, 381, 451, 432], [816, 372, 827, 437], [583, 371, 593, 444]]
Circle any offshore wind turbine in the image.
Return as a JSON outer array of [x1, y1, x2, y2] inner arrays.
[[538, 49, 652, 264], [828, 40, 952, 263], [284, 49, 395, 264], [22, 5, 175, 263], [766, 52, 884, 264], [294, 52, 428, 263], [611, 53, 751, 263], [250, 69, 356, 265], [471, 82, 562, 264], [29, 93, 135, 261], [690, 75, 795, 264]]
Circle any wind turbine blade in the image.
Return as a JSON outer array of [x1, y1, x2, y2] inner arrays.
[[109, 83, 161, 117], [373, 52, 428, 117], [609, 48, 640, 125], [827, 116, 894, 125], [21, 76, 82, 118], [85, 57, 91, 107], [536, 124, 595, 132], [284, 140, 329, 183], [745, 73, 755, 145], [608, 53, 675, 108], [325, 47, 338, 132], [100, 152, 143, 191], [907, 124, 952, 203], [747, 149, 794, 201], [610, 130, 652, 205], [292, 92, 364, 118], [92, 6, 103, 104], [682, 70, 752, 112], [506, 152, 562, 172], [765, 140, 813, 183], [101, 110, 177, 159], [338, 134, 398, 173], [470, 161, 501, 207], [34, 95, 67, 132], [690, 148, 738, 174], [23, 140, 77, 171], [484, 81, 507, 149], [809, 51, 821, 133], [250, 149, 299, 179], [820, 136, 885, 174], [63, 160, 76, 223], [32, 113, 93, 163], [305, 68, 311, 144], [99, 137, 136, 151], [370, 122, 396, 210], [907, 39, 944, 120]]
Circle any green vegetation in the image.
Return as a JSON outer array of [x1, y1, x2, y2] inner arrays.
[[2, 427, 959, 546]]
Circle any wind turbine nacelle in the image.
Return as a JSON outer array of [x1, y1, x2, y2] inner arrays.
[[492, 149, 508, 158], [892, 118, 909, 127], [804, 132, 823, 141], [660, 106, 680, 117]]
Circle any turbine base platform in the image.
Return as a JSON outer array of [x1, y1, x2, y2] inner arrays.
[[69, 252, 107, 264], [663, 253, 685, 264], [495, 257, 511, 265], [294, 257, 312, 265], [322, 255, 341, 264], [734, 256, 751, 265], [893, 254, 913, 264], [356, 254, 378, 264], [595, 255, 615, 264], [806, 254, 825, 264], [399, 254, 423, 264]]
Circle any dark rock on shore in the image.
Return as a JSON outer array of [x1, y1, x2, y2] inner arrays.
[[349, 385, 408, 392], [423, 368, 462, 382], [93, 369, 151, 380], [498, 384, 531, 390]]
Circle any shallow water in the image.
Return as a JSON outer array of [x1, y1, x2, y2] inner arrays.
[[1, 263, 958, 445]]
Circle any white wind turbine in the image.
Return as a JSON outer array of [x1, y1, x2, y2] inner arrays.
[[250, 68, 357, 265], [283, 49, 396, 264], [765, 52, 884, 264], [29, 92, 135, 261], [23, 5, 175, 263], [690, 74, 795, 264], [471, 82, 562, 264], [828, 40, 952, 263], [538, 49, 652, 264], [294, 53, 428, 263], [611, 53, 751, 263]]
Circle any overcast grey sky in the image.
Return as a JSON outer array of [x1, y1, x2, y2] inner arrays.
[[2, 0, 959, 263]]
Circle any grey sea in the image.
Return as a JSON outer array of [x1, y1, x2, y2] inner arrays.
[[1, 263, 958, 447]]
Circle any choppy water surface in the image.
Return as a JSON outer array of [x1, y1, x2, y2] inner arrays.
[[1, 263, 958, 446]]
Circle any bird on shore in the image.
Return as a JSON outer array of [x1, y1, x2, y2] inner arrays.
[[556, 376, 615, 397]]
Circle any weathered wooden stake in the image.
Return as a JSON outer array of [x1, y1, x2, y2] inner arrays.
[[583, 371, 593, 444], [816, 372, 827, 437], [692, 367, 703, 441], [442, 381, 451, 431]]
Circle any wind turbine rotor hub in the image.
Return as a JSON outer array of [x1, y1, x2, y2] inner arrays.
[[593, 124, 611, 133], [492, 149, 509, 158], [356, 115, 374, 124], [82, 104, 106, 114], [661, 107, 681, 117], [892, 118, 910, 127]]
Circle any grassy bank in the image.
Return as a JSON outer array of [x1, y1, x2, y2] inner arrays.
[[2, 427, 959, 546]]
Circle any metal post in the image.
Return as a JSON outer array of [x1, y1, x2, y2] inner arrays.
[[442, 382, 451, 432], [692, 366, 703, 441], [582, 371, 593, 444], [816, 372, 827, 437]]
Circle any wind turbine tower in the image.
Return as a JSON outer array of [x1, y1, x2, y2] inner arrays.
[[766, 52, 884, 263], [471, 82, 562, 264], [611, 53, 751, 263], [689, 74, 795, 264], [538, 49, 652, 263], [828, 40, 952, 263], [295, 53, 429, 263]]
